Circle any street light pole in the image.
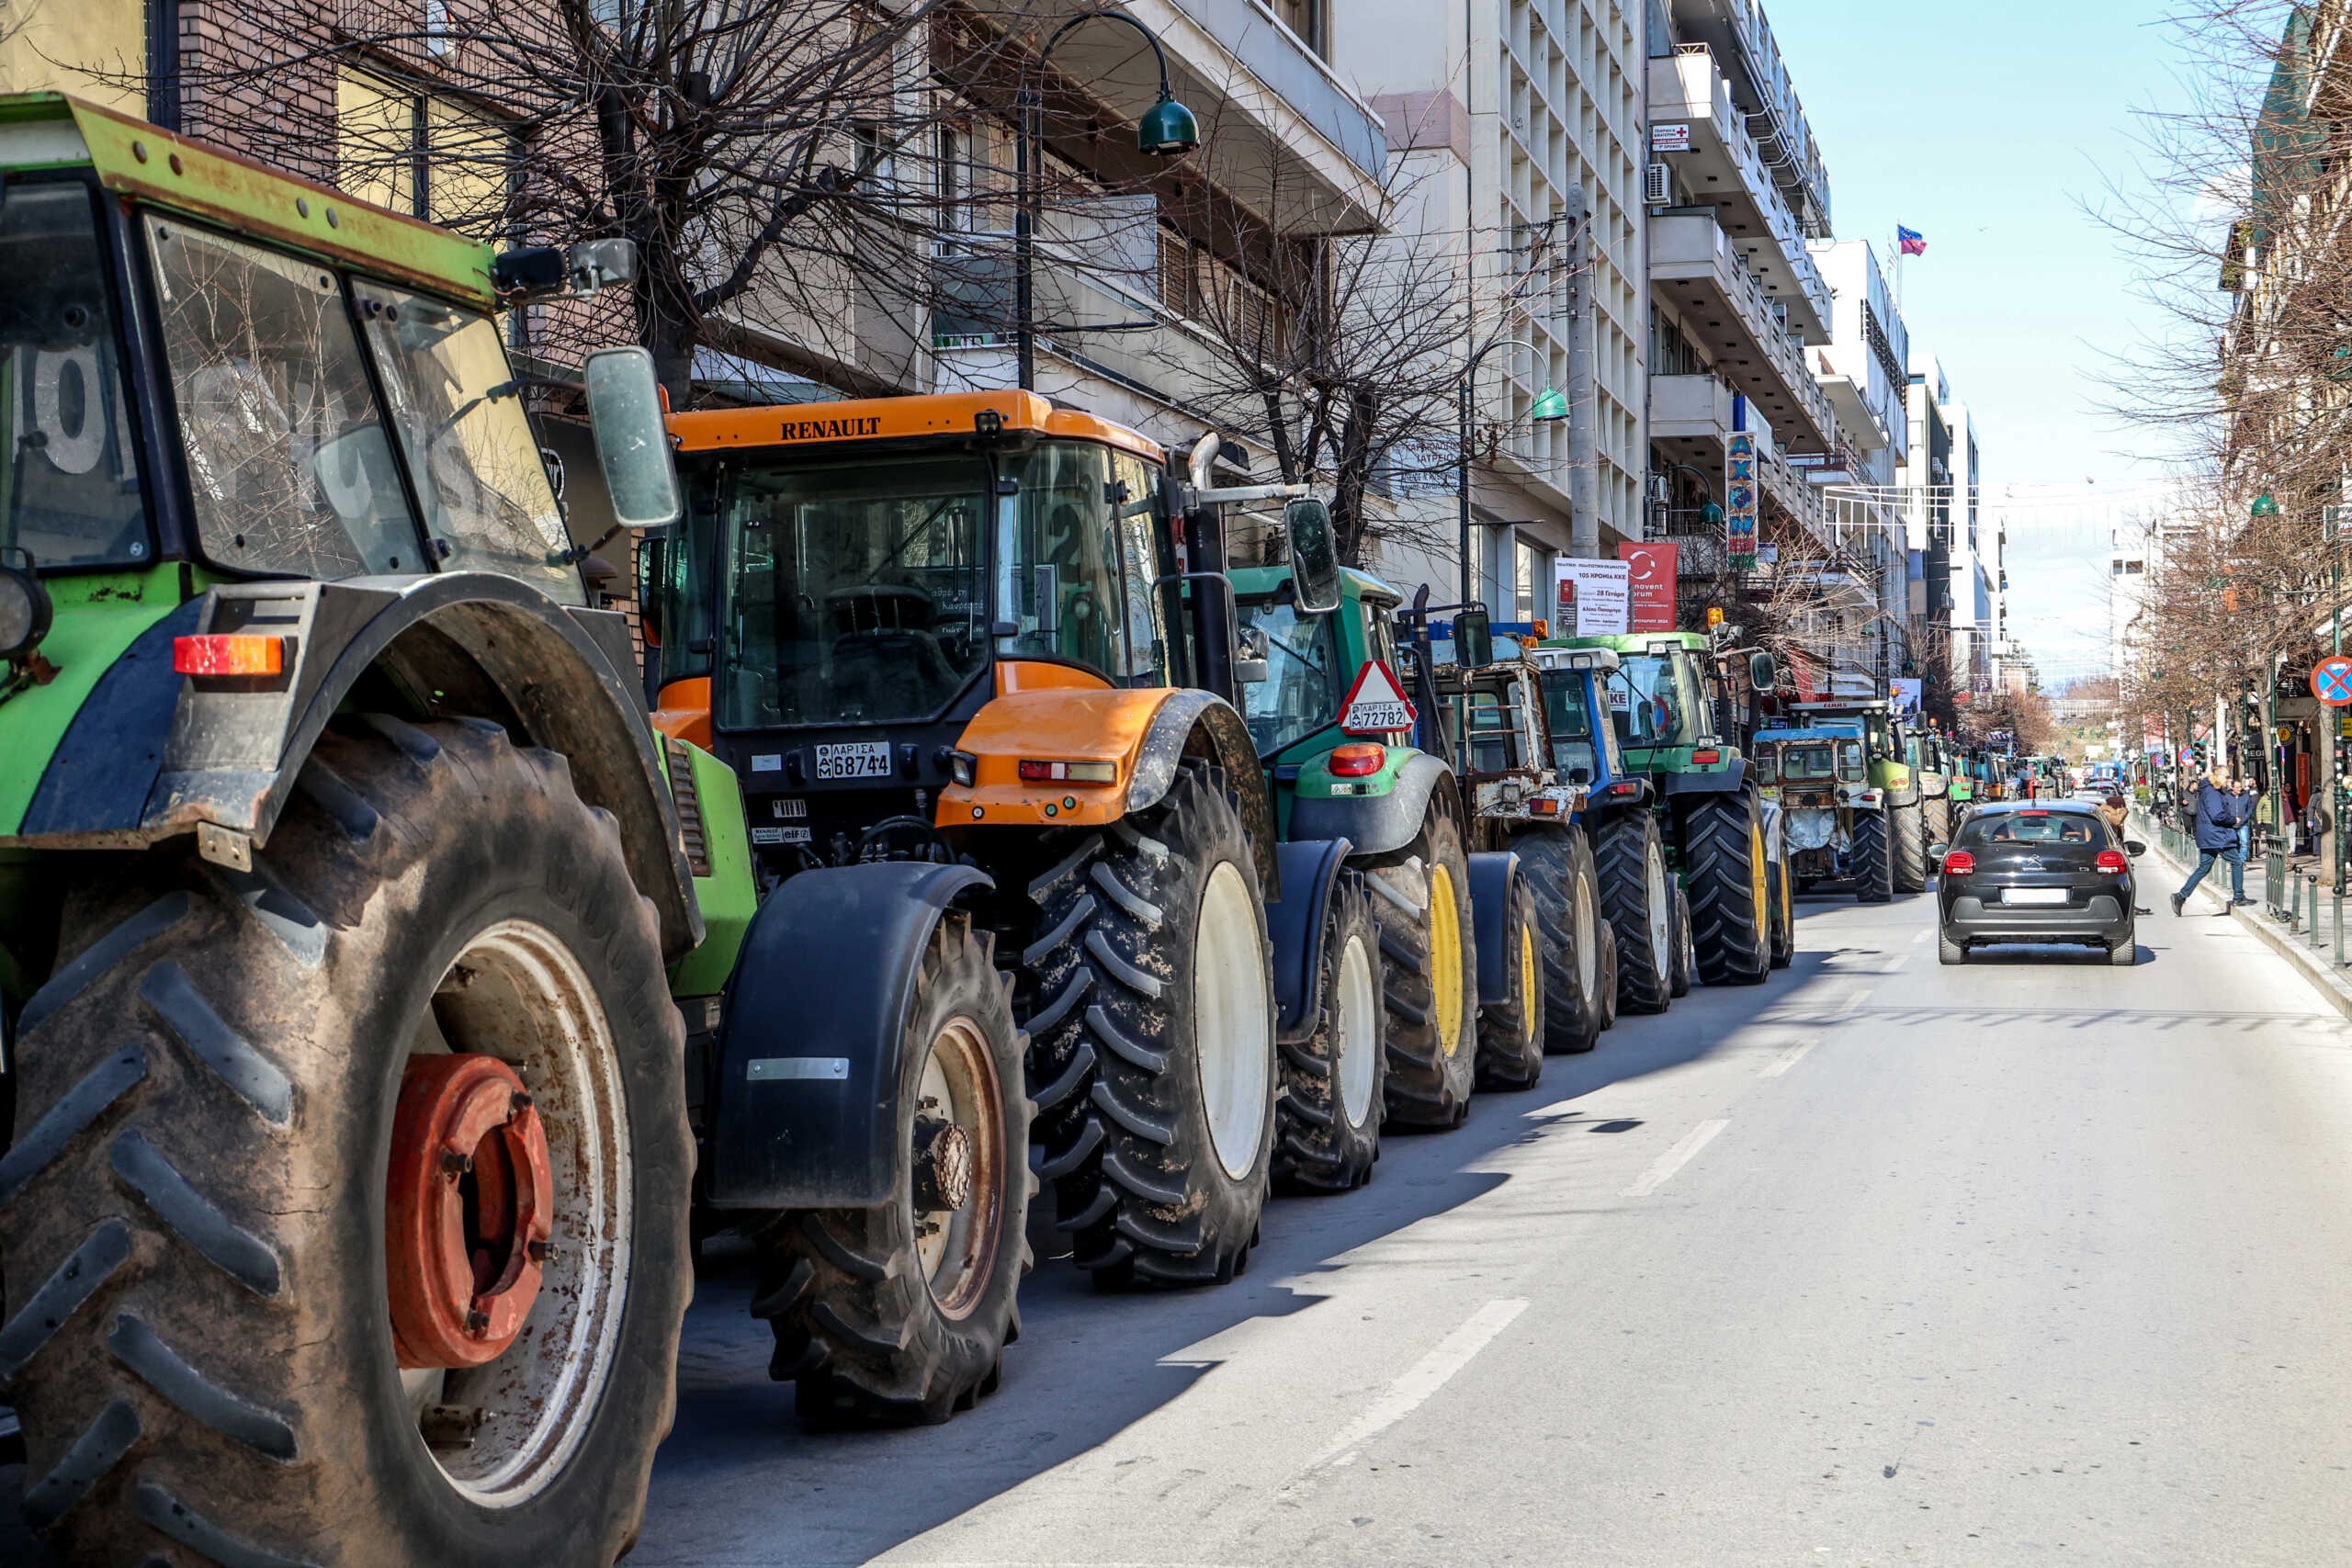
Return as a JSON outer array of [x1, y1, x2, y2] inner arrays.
[[1014, 8, 1198, 393], [1456, 335, 1566, 608]]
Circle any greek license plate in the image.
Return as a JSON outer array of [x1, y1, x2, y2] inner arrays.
[[2003, 887, 2068, 905], [815, 742, 893, 781]]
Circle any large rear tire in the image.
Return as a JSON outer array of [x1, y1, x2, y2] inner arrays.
[[1680, 790, 1771, 986], [753, 913, 1032, 1423], [1923, 794, 1954, 852], [1892, 800, 1929, 894], [1367, 807, 1478, 1128], [1023, 761, 1277, 1287], [1, 716, 689, 1566], [1272, 872, 1384, 1194], [1593, 811, 1672, 1016], [1510, 828, 1602, 1055], [1474, 872, 1545, 1092], [1853, 811, 1894, 904]]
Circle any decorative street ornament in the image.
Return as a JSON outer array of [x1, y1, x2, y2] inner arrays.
[[1725, 431, 1759, 570]]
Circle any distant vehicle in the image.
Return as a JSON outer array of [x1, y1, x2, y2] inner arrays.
[[1937, 801, 2145, 965]]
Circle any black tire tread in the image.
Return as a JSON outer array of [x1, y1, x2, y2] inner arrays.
[[1365, 808, 1478, 1128], [1272, 872, 1384, 1193], [1680, 791, 1771, 986], [1892, 800, 1929, 894], [1474, 874, 1545, 1091], [1853, 811, 1895, 903], [1592, 811, 1671, 1016]]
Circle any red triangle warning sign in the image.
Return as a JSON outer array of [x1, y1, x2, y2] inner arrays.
[[1340, 660, 1418, 736]]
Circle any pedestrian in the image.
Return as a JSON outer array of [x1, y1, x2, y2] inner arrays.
[[2174, 769, 2253, 915]]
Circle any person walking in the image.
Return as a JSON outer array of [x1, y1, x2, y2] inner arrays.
[[2174, 770, 2253, 915]]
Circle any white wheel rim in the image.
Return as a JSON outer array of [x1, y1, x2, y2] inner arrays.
[[404, 919, 630, 1508], [1645, 843, 1671, 973], [910, 1016, 1004, 1320], [1575, 869, 1597, 1000], [1335, 932, 1377, 1126], [1195, 860, 1272, 1179]]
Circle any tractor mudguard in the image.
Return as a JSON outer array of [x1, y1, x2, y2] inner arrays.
[[703, 860, 992, 1210], [1130, 690, 1277, 897], [1467, 851, 1522, 1002], [1291, 750, 1455, 858], [1662, 757, 1749, 797], [1266, 836, 1352, 1043], [15, 573, 702, 959]]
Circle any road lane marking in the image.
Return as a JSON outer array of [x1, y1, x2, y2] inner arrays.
[[1296, 1299, 1529, 1474], [1837, 987, 1871, 1019], [1623, 1119, 1730, 1197], [1760, 1040, 1815, 1077], [1911, 928, 1928, 944]]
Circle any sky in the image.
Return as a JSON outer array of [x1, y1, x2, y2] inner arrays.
[[1765, 0, 2207, 686]]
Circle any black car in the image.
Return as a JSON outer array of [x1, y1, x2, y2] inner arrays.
[[1937, 801, 2143, 965]]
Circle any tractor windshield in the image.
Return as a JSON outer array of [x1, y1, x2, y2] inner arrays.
[[1539, 669, 1604, 784], [1, 182, 150, 568], [717, 452, 990, 728], [1238, 593, 1340, 755], [1615, 650, 1702, 749], [1779, 743, 1837, 781]]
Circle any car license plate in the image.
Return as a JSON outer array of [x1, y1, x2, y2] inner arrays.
[[2004, 887, 2068, 905], [815, 742, 893, 781]]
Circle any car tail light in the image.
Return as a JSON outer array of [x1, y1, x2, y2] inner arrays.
[[1329, 743, 1387, 778], [174, 634, 285, 677], [2097, 850, 2128, 874], [1018, 759, 1117, 784], [1942, 851, 1975, 876]]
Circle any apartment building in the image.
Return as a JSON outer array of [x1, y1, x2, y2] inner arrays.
[[1335, 0, 1650, 619], [1805, 237, 1910, 690]]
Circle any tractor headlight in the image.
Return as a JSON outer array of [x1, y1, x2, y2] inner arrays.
[[0, 553, 52, 660]]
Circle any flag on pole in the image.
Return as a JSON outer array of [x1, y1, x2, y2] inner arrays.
[[1897, 225, 1928, 256]]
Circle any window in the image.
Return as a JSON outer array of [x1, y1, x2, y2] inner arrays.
[[336, 69, 512, 228], [2, 182, 150, 568], [1271, 0, 1326, 57], [1238, 593, 1340, 755], [146, 216, 416, 578], [1112, 451, 1179, 686], [1513, 535, 1549, 624], [356, 281, 577, 602], [1001, 441, 1125, 676]]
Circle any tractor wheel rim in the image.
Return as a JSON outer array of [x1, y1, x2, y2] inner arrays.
[[1575, 870, 1597, 999], [1644, 844, 1671, 973], [1196, 860, 1272, 1179], [392, 919, 629, 1507], [1336, 932, 1378, 1126], [911, 1016, 1003, 1319], [1750, 823, 1770, 925], [1429, 860, 1465, 1055], [1519, 919, 1538, 1047]]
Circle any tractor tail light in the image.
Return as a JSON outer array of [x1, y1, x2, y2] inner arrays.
[[1942, 852, 1975, 876], [1530, 796, 1563, 816], [2097, 850, 2128, 875], [174, 634, 285, 678], [1018, 759, 1117, 784], [1693, 749, 1721, 764], [1329, 743, 1387, 778]]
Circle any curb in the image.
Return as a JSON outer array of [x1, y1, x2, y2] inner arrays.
[[2139, 829, 2352, 1023]]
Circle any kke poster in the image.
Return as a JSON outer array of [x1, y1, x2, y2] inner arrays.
[[1617, 541, 1679, 632], [1555, 558, 1632, 636]]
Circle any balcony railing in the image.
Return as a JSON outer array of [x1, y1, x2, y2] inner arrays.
[[1649, 209, 1837, 447]]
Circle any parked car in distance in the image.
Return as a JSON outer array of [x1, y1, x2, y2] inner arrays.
[[1938, 801, 2143, 966]]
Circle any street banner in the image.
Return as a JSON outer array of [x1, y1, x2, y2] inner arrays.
[[1617, 541, 1679, 632], [1890, 677, 1922, 719], [1725, 432, 1758, 569], [1555, 558, 1632, 636], [1339, 660, 1417, 735]]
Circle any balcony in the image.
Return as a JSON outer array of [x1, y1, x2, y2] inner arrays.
[[1649, 209, 1837, 452], [1648, 46, 1830, 340], [1649, 373, 1828, 541]]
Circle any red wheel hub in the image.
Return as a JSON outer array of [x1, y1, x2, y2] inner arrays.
[[387, 1054, 553, 1369]]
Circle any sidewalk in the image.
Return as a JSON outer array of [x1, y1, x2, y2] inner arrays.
[[2137, 819, 2352, 1022]]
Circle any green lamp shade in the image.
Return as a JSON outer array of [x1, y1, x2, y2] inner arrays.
[[1700, 502, 1726, 525], [1137, 94, 1199, 156], [1530, 386, 1568, 422], [2251, 492, 2281, 519]]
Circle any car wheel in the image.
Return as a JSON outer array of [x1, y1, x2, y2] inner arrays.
[[1938, 929, 1966, 965], [2108, 930, 2139, 966]]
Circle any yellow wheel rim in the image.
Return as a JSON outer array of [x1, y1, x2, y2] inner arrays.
[[1781, 852, 1793, 931], [1749, 823, 1770, 927], [1430, 861, 1464, 1055], [1519, 919, 1538, 1047]]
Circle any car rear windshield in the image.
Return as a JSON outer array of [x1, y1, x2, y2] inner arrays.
[[1962, 812, 2102, 846]]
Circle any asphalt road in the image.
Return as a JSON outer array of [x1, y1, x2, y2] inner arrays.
[[639, 884, 2352, 1567], [10, 880, 2351, 1565]]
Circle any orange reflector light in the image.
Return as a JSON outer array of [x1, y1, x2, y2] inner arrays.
[[1017, 759, 1117, 784], [174, 634, 284, 677], [1329, 742, 1386, 778], [1531, 796, 1563, 816]]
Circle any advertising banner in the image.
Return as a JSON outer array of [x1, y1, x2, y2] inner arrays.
[[1617, 541, 1679, 632], [1890, 677, 1922, 720], [1555, 558, 1632, 637], [1725, 432, 1759, 570]]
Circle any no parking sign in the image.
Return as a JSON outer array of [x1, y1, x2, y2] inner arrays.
[[2313, 656, 2352, 706]]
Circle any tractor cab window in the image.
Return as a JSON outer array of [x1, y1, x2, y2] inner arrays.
[[1238, 592, 1340, 755], [717, 452, 989, 728], [356, 282, 579, 603], [1001, 440, 1158, 682], [1616, 650, 1699, 749], [1781, 743, 1837, 782], [2, 182, 149, 568], [1455, 682, 1526, 775], [146, 216, 417, 578], [1540, 670, 1600, 784]]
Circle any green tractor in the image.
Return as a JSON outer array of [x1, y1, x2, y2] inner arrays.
[[0, 95, 764, 1562], [1554, 630, 1780, 1001], [1909, 724, 1960, 852], [1793, 699, 1929, 897]]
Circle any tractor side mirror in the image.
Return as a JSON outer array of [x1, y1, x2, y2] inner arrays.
[[1749, 650, 1776, 690], [583, 347, 683, 529], [1455, 607, 1494, 669], [1284, 497, 1341, 615]]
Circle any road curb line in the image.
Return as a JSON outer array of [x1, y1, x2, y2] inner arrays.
[[2140, 829, 2352, 1024]]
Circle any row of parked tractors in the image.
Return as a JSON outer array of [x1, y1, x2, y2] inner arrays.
[[0, 95, 1826, 1567]]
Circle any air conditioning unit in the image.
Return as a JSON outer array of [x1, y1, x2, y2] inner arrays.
[[1645, 163, 1672, 207], [1646, 472, 1672, 503]]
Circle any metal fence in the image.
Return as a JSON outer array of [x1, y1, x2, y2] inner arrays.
[[2143, 812, 2350, 966]]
